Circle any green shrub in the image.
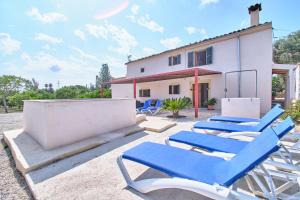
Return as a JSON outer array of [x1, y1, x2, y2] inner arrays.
[[163, 97, 192, 118], [281, 100, 300, 123], [206, 98, 217, 106]]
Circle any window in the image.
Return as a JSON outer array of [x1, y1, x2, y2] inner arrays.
[[169, 85, 180, 94], [206, 46, 213, 64], [168, 54, 181, 66], [168, 57, 172, 66], [139, 89, 150, 97], [188, 52, 194, 67], [140, 68, 145, 73], [188, 46, 213, 67]]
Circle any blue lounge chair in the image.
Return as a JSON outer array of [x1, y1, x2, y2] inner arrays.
[[193, 105, 284, 132], [118, 126, 282, 199], [136, 100, 152, 113], [208, 104, 282, 123], [167, 117, 294, 155], [141, 99, 162, 115]]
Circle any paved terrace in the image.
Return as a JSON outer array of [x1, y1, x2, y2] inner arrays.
[[6, 109, 300, 199], [1, 109, 221, 200]]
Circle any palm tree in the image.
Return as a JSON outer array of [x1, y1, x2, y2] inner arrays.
[[163, 97, 192, 118]]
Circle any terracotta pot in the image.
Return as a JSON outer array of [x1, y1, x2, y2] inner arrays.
[[207, 105, 215, 110]]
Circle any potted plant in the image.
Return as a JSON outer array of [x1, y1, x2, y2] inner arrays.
[[206, 98, 217, 110], [272, 91, 276, 100], [163, 97, 191, 118]]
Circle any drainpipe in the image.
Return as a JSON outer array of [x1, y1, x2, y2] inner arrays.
[[237, 33, 241, 97]]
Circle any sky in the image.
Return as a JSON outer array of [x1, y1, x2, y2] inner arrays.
[[1, 0, 300, 88]]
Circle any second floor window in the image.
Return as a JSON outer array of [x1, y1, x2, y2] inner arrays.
[[169, 85, 180, 94], [139, 89, 150, 97], [140, 68, 145, 73], [188, 46, 213, 67], [168, 54, 181, 66]]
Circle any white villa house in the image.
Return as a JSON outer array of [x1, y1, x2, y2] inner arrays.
[[111, 4, 299, 116]]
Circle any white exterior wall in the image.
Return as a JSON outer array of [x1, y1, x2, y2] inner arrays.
[[23, 99, 136, 149], [113, 24, 274, 113], [111, 84, 133, 99]]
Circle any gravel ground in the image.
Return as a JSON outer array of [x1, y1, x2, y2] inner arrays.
[[0, 112, 33, 200]]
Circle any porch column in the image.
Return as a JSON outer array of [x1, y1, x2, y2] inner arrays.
[[194, 68, 199, 118], [133, 79, 136, 99]]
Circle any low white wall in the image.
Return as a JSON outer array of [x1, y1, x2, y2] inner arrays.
[[221, 98, 260, 118], [23, 99, 136, 149], [111, 84, 133, 99]]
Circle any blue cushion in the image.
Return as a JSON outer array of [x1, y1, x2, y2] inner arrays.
[[209, 116, 260, 123], [123, 130, 279, 187], [208, 104, 282, 123], [194, 105, 284, 132], [169, 131, 248, 154], [272, 117, 295, 138], [193, 121, 259, 132], [122, 142, 226, 185], [255, 105, 284, 131], [216, 127, 280, 186]]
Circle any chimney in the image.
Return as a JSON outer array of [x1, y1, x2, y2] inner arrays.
[[248, 3, 262, 26]]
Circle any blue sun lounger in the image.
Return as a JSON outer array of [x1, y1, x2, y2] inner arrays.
[[208, 104, 282, 123], [167, 117, 294, 155], [118, 126, 281, 199], [136, 100, 152, 113], [193, 105, 284, 132]]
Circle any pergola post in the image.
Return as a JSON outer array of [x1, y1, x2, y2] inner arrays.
[[133, 79, 136, 99], [194, 68, 199, 118]]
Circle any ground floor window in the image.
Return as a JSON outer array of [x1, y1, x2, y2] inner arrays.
[[169, 85, 180, 94], [139, 89, 150, 97]]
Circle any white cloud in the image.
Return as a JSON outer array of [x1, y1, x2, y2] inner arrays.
[[86, 23, 137, 55], [34, 33, 63, 44], [86, 24, 108, 39], [26, 7, 67, 24], [137, 14, 164, 33], [74, 29, 86, 40], [131, 4, 140, 15], [240, 19, 250, 28], [71, 47, 100, 62], [143, 47, 156, 55], [127, 5, 164, 33], [160, 37, 181, 49], [199, 0, 219, 6], [0, 33, 21, 55], [185, 26, 207, 35]]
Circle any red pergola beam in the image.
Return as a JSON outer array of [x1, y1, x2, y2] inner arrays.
[[133, 79, 136, 99], [111, 68, 221, 84], [194, 68, 199, 118]]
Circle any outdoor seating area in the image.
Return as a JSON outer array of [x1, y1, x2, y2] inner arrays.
[[3, 103, 300, 199]]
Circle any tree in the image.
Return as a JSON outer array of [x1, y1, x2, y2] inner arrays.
[[97, 64, 112, 89], [0, 75, 28, 113], [273, 30, 300, 64]]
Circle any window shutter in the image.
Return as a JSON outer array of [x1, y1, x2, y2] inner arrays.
[[188, 52, 194, 67], [206, 46, 213, 64], [168, 57, 172, 66], [178, 55, 181, 64], [139, 90, 142, 97], [169, 85, 173, 94]]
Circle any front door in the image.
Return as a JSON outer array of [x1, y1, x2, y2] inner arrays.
[[200, 83, 209, 107], [192, 83, 209, 108]]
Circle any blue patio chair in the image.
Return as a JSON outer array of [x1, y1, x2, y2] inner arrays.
[[193, 105, 284, 132], [167, 117, 294, 155], [117, 125, 283, 199], [208, 104, 282, 123], [136, 99, 152, 113], [141, 99, 162, 115]]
